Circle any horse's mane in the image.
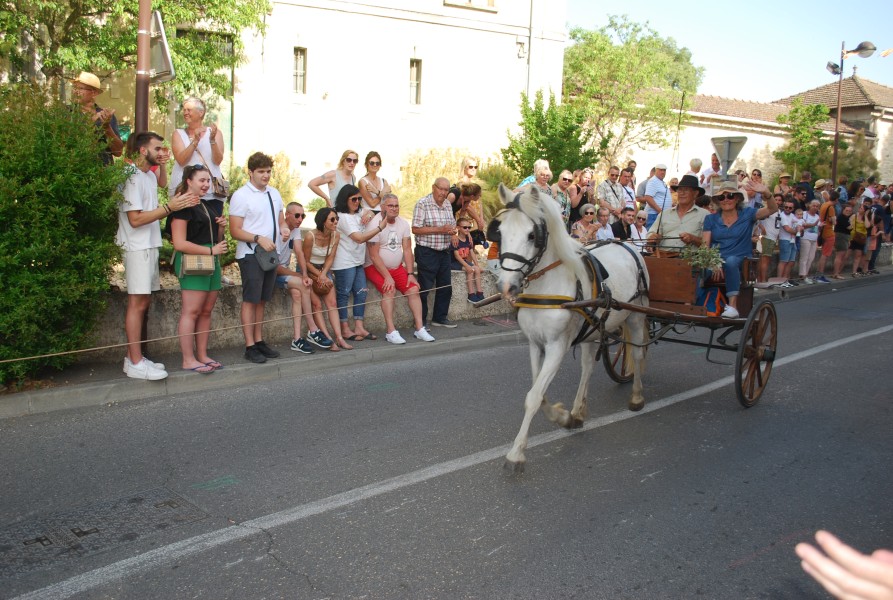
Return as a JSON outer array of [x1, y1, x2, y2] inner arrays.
[[518, 186, 592, 294]]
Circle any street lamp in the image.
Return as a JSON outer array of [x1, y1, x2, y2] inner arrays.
[[830, 41, 876, 185]]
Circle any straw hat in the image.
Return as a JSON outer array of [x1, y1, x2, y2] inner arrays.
[[712, 181, 744, 199], [70, 72, 103, 93]]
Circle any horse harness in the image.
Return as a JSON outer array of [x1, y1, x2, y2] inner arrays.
[[490, 197, 649, 347]]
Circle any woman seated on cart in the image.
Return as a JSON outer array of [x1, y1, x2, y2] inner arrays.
[[702, 181, 777, 319]]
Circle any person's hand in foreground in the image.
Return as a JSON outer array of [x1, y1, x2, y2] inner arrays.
[[796, 530, 893, 599]]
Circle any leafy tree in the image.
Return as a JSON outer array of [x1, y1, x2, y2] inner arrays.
[[563, 16, 703, 166], [836, 130, 879, 183], [0, 84, 126, 385], [501, 89, 605, 181], [1, 0, 268, 107], [773, 98, 832, 179]]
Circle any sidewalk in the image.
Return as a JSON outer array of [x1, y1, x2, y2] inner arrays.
[[0, 312, 525, 420], [2, 265, 890, 420]]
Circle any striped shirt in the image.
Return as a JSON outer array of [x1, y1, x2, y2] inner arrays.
[[412, 193, 456, 250]]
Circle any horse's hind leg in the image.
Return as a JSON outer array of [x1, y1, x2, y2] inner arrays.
[[626, 315, 648, 411], [505, 343, 566, 471]]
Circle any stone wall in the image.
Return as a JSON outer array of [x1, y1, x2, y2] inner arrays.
[[90, 270, 513, 362]]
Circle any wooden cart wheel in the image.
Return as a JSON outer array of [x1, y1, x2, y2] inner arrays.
[[602, 339, 633, 384], [735, 300, 778, 407]]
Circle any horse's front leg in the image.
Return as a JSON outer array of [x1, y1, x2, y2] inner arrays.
[[566, 342, 595, 427], [627, 314, 648, 411], [505, 343, 567, 472]]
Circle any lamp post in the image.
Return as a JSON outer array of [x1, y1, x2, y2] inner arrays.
[[829, 41, 875, 185]]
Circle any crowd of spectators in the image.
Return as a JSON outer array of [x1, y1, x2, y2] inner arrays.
[[110, 90, 890, 378]]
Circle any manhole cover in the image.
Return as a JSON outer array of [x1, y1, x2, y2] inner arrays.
[[0, 487, 207, 579]]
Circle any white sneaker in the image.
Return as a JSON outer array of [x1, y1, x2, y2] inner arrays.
[[123, 356, 165, 373], [385, 330, 406, 345], [413, 328, 435, 342], [125, 357, 168, 381], [721, 305, 740, 319]]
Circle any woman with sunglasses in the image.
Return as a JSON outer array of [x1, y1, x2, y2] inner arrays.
[[303, 207, 350, 351], [630, 211, 649, 250], [333, 185, 389, 342], [169, 164, 228, 373], [570, 203, 599, 243], [551, 169, 576, 228], [308, 149, 359, 208], [358, 151, 391, 218], [702, 181, 777, 319], [169, 97, 225, 200]]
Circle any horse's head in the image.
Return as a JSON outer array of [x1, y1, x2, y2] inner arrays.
[[489, 183, 549, 299]]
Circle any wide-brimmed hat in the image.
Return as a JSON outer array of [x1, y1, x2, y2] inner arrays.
[[70, 71, 103, 92], [670, 174, 706, 197], [813, 179, 828, 190], [779, 172, 792, 179], [713, 181, 744, 199]]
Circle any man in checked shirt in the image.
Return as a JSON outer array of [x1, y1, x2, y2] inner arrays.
[[412, 177, 459, 328]]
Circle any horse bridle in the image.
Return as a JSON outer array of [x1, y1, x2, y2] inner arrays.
[[488, 195, 549, 280]]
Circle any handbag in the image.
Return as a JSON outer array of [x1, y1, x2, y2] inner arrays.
[[251, 191, 280, 272], [193, 141, 230, 199], [311, 231, 334, 296], [852, 231, 867, 245], [176, 203, 217, 277]]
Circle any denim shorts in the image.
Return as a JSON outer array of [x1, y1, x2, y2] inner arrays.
[[778, 239, 797, 262]]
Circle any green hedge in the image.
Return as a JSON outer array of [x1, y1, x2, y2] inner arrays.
[[0, 85, 126, 386]]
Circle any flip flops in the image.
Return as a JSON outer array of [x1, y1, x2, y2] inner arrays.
[[204, 361, 223, 370], [185, 364, 215, 375]]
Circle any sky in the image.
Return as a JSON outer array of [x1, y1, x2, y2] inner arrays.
[[564, 0, 892, 103]]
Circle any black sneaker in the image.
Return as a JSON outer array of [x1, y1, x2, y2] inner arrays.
[[254, 340, 280, 358], [307, 330, 333, 349], [431, 319, 458, 328], [290, 338, 315, 354], [245, 345, 267, 364]]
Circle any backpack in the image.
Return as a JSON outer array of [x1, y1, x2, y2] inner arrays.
[[697, 287, 727, 317]]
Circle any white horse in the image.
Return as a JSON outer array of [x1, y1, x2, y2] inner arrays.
[[491, 183, 650, 471]]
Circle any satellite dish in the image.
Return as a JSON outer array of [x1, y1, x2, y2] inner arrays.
[[149, 11, 175, 85], [711, 136, 747, 181]]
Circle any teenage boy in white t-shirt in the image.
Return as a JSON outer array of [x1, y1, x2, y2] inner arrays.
[[229, 152, 289, 364]]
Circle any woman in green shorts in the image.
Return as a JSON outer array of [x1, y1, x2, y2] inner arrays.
[[170, 164, 228, 373]]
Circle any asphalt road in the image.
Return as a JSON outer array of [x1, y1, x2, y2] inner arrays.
[[2, 282, 892, 599]]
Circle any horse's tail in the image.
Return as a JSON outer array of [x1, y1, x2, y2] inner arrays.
[[620, 319, 648, 373]]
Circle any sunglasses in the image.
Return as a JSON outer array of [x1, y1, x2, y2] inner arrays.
[[609, 173, 619, 177], [467, 165, 478, 169], [719, 193, 738, 200], [562, 177, 573, 182], [291, 213, 305, 219], [636, 217, 646, 221], [584, 211, 595, 215], [344, 157, 358, 164], [460, 226, 471, 229], [189, 164, 208, 171], [328, 217, 339, 222], [349, 196, 361, 202], [368, 161, 381, 166]]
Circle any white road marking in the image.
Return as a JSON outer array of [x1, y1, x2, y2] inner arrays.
[[14, 323, 893, 600]]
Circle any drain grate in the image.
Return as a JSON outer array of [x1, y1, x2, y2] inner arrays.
[[0, 487, 207, 579]]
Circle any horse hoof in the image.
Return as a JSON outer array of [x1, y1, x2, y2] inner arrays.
[[566, 417, 584, 429], [628, 399, 644, 412], [503, 460, 525, 474]]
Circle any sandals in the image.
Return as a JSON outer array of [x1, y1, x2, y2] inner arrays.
[[336, 338, 354, 350], [184, 364, 215, 375]]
